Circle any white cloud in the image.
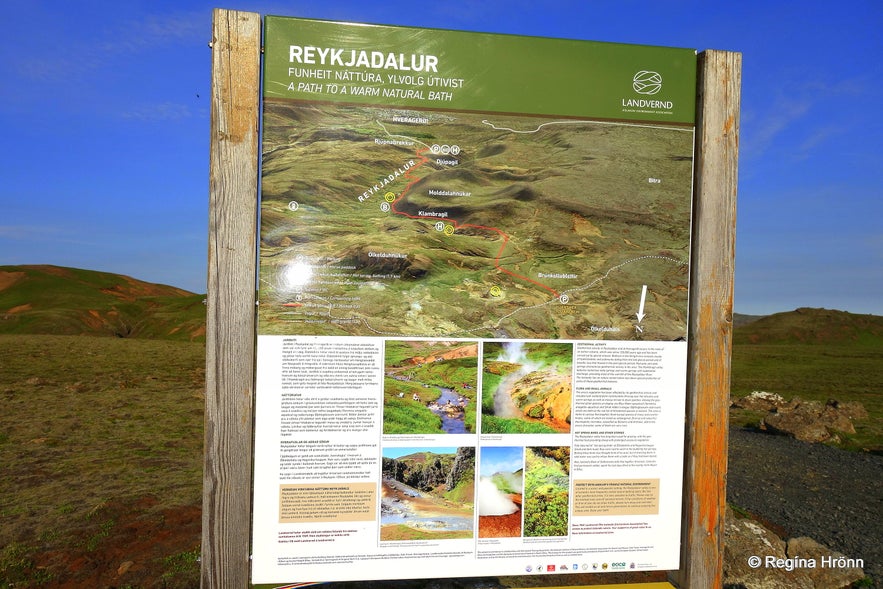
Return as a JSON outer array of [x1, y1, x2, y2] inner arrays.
[[480, 448, 522, 476], [100, 11, 205, 54], [742, 75, 867, 161], [0, 225, 59, 239], [119, 102, 193, 121], [787, 124, 847, 162], [0, 224, 101, 246]]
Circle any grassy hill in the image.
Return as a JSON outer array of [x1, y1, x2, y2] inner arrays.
[[733, 307, 883, 346], [0, 265, 206, 341], [730, 308, 883, 452], [732, 312, 765, 328]]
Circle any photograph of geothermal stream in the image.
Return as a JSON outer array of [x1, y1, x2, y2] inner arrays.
[[481, 342, 573, 434]]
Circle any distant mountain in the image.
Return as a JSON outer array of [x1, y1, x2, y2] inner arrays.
[[733, 307, 883, 346], [0, 265, 206, 341], [732, 313, 766, 328]]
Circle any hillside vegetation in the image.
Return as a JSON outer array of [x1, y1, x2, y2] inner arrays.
[[730, 308, 883, 452], [0, 334, 204, 587], [0, 265, 205, 341], [733, 307, 883, 346]]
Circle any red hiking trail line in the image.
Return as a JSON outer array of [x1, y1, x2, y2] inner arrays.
[[390, 147, 560, 298]]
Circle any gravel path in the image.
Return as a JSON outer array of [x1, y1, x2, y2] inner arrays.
[[727, 427, 883, 585]]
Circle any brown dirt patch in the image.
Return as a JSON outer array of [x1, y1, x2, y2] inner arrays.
[[101, 276, 191, 301], [6, 303, 32, 314], [570, 213, 602, 237], [81, 309, 106, 329], [23, 265, 74, 277], [34, 496, 201, 588], [0, 270, 25, 291]]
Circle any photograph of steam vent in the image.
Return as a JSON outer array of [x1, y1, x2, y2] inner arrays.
[[380, 447, 475, 541], [523, 446, 571, 537], [383, 340, 478, 435], [477, 446, 524, 538], [481, 341, 573, 434]]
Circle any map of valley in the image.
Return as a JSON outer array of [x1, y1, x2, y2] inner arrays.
[[258, 100, 694, 340]]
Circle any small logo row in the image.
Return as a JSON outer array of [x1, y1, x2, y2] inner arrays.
[[525, 561, 636, 572]]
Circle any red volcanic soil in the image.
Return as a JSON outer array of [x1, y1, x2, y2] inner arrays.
[[478, 495, 522, 538], [405, 343, 479, 365], [33, 496, 201, 588]]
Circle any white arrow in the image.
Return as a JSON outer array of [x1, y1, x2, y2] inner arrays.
[[636, 284, 648, 323]]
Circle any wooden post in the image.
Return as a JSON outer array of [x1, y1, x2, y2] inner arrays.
[[669, 49, 742, 589], [202, 9, 261, 589]]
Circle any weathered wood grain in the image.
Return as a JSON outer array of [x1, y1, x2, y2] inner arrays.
[[202, 9, 261, 589], [670, 49, 742, 589]]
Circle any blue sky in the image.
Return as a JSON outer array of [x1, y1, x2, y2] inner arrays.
[[1, 1, 880, 315], [480, 446, 523, 477]]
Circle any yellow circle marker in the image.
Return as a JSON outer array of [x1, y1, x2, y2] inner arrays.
[[443, 224, 455, 236], [490, 286, 502, 297], [384, 192, 396, 202]]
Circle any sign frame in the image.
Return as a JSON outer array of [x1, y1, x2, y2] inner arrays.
[[202, 8, 740, 588]]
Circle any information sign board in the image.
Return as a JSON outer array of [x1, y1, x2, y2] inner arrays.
[[251, 15, 697, 586]]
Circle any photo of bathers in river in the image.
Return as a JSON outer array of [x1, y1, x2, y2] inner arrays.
[[383, 340, 478, 435]]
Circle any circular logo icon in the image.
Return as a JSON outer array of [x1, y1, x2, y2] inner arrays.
[[633, 70, 663, 95]]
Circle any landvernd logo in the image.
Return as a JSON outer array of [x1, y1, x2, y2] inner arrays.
[[632, 70, 663, 95], [621, 69, 674, 114]]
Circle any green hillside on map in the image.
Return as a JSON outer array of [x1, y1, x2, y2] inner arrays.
[[258, 101, 693, 340]]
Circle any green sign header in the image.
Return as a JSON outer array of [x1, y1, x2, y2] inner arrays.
[[264, 16, 696, 124]]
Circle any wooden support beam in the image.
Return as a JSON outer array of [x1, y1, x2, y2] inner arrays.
[[202, 8, 261, 589], [670, 49, 742, 589]]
